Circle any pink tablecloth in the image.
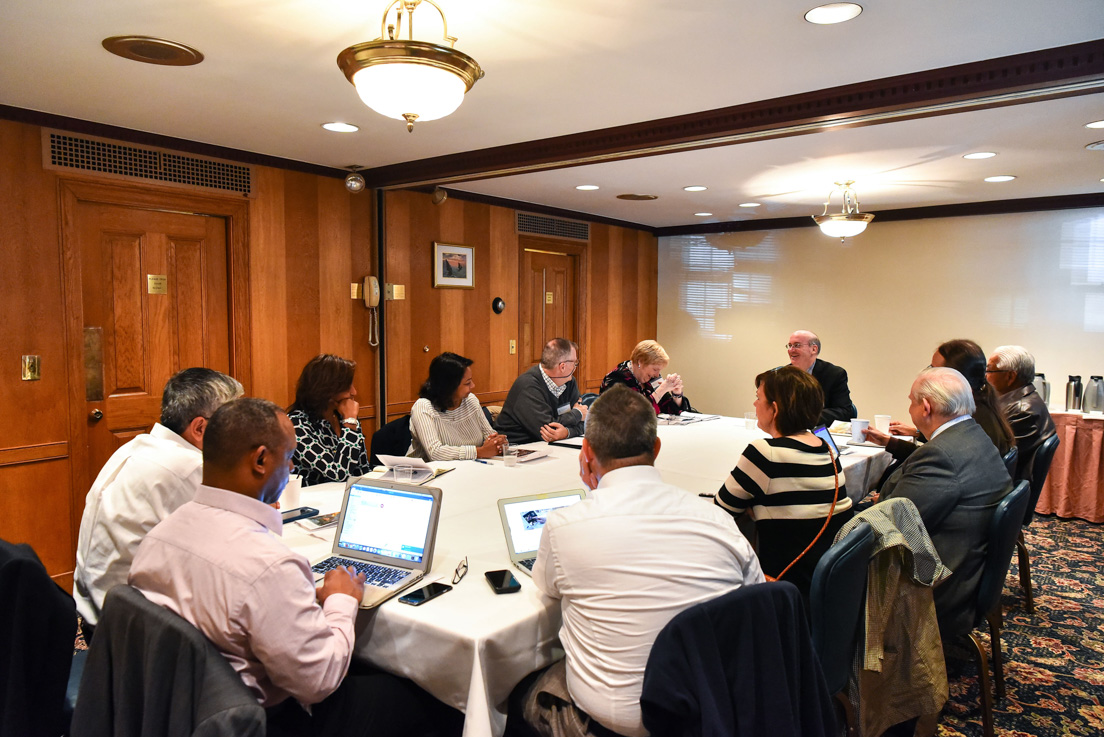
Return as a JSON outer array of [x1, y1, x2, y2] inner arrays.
[[1036, 412, 1104, 523]]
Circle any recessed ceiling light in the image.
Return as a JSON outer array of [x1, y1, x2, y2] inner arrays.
[[616, 193, 659, 201], [322, 122, 359, 133], [804, 3, 863, 25], [575, 185, 600, 191], [984, 175, 1016, 183], [102, 35, 204, 66], [1087, 141, 1104, 151], [1086, 120, 1104, 129], [694, 212, 713, 217], [738, 202, 761, 208], [683, 185, 707, 192], [963, 151, 996, 159]]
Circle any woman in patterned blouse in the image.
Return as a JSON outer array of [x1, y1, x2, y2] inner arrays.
[[599, 340, 693, 415], [287, 354, 371, 486], [410, 352, 507, 461]]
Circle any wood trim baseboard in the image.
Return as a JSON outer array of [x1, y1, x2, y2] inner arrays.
[[0, 441, 69, 467]]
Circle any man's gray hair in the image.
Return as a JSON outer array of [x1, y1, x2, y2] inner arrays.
[[160, 368, 244, 434], [914, 367, 975, 418], [585, 385, 656, 464], [540, 338, 579, 370], [991, 345, 1035, 387]]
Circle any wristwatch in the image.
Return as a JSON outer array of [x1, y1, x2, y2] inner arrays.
[[341, 416, 359, 427]]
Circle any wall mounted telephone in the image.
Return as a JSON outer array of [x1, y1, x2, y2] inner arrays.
[[363, 276, 380, 346]]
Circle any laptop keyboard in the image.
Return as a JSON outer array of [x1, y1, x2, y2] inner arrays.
[[312, 556, 408, 587], [518, 557, 535, 571]]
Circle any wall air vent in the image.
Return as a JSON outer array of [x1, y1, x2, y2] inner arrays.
[[516, 212, 589, 241], [46, 131, 252, 196]]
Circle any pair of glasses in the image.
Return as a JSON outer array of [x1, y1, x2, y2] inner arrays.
[[985, 368, 1012, 374], [785, 343, 807, 350], [452, 556, 468, 584]]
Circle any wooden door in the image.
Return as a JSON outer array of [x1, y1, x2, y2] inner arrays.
[[78, 203, 230, 487], [519, 246, 577, 369]]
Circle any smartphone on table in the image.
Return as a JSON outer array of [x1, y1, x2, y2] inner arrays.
[[280, 506, 319, 523], [399, 581, 453, 606], [485, 569, 521, 594]]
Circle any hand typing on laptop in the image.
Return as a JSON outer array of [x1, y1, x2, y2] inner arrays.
[[318, 565, 366, 606]]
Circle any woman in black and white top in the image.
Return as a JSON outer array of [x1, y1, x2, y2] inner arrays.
[[715, 365, 853, 598], [410, 352, 507, 461], [287, 354, 371, 487]]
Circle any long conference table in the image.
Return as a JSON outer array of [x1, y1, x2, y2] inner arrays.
[[283, 415, 892, 737]]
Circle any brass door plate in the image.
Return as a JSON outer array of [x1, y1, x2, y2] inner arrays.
[[509, 339, 516, 355], [21, 355, 41, 381], [147, 274, 168, 294], [545, 292, 553, 304]]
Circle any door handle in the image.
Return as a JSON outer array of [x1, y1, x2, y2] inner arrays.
[[89, 408, 104, 421]]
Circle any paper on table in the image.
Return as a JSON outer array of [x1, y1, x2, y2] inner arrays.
[[376, 454, 435, 484]]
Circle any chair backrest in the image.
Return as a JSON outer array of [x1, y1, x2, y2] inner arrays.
[[0, 538, 78, 737], [1001, 446, 1018, 480], [72, 585, 264, 737], [370, 414, 412, 466], [807, 523, 875, 695], [578, 392, 599, 407], [973, 480, 1031, 629], [1024, 433, 1059, 526]]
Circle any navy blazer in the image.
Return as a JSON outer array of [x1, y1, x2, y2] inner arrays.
[[810, 358, 856, 426]]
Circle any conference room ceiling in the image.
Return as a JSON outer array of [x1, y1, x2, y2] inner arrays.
[[2, 1, 1103, 228]]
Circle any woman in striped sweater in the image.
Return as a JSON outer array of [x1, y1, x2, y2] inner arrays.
[[410, 352, 507, 461], [715, 365, 853, 598]]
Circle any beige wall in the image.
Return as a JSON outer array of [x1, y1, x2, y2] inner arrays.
[[658, 207, 1104, 422]]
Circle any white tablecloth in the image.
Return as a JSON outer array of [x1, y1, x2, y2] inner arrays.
[[283, 416, 890, 737]]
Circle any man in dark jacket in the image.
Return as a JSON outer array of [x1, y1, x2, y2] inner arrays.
[[787, 330, 856, 426], [986, 345, 1056, 481]]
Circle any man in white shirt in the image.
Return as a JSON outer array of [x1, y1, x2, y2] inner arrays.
[[523, 386, 763, 737], [74, 367, 242, 629]]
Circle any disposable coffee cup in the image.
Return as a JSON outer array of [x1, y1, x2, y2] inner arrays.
[[282, 474, 302, 509], [395, 465, 414, 483], [744, 412, 758, 431], [874, 415, 891, 433], [851, 419, 870, 444]]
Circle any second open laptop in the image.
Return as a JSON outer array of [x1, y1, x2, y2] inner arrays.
[[497, 489, 587, 577], [310, 477, 442, 608]]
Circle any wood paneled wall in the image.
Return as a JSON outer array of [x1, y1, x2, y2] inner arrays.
[[0, 119, 377, 579], [383, 190, 657, 415]]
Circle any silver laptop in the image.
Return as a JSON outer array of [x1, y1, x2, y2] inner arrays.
[[311, 477, 442, 608], [497, 489, 586, 577]]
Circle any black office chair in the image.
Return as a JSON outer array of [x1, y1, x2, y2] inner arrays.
[[808, 523, 874, 736], [1001, 446, 1018, 480], [578, 392, 599, 407], [1016, 433, 1060, 613], [950, 480, 1031, 737], [370, 414, 412, 467], [72, 584, 265, 737], [0, 537, 81, 737]]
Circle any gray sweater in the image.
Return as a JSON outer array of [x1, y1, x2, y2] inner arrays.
[[495, 365, 584, 444]]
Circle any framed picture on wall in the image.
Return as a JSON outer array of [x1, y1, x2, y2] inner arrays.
[[433, 242, 474, 289]]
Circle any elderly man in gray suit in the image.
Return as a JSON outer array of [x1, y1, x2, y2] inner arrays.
[[880, 367, 1012, 639]]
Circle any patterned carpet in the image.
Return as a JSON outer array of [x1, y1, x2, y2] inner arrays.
[[938, 514, 1104, 736]]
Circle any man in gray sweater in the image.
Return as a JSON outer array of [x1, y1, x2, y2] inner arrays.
[[497, 338, 588, 444]]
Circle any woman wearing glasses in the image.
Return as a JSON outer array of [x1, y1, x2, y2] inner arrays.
[[715, 365, 852, 598], [599, 340, 693, 415], [288, 354, 371, 487], [410, 352, 507, 461]]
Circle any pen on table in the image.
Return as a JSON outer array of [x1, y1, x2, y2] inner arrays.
[[473, 459, 490, 465]]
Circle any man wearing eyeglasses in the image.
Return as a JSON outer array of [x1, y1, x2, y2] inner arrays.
[[786, 330, 856, 426], [986, 345, 1055, 481], [497, 338, 588, 444]]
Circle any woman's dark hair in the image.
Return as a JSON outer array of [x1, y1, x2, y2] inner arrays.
[[755, 365, 824, 436], [937, 339, 1014, 443], [420, 352, 474, 412], [288, 354, 356, 420]]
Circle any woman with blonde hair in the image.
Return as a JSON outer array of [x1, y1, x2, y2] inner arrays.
[[599, 340, 693, 415]]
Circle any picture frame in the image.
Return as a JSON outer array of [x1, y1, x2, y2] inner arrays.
[[433, 242, 474, 289]]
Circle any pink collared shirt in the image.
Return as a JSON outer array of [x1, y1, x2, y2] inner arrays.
[[130, 484, 359, 707]]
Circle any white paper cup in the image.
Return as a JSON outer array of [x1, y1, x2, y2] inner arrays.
[[395, 465, 414, 483], [744, 412, 758, 431], [851, 419, 870, 444], [874, 415, 891, 433], [282, 474, 302, 509]]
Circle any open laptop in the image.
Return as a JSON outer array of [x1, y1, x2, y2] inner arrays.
[[310, 477, 442, 608], [497, 489, 587, 576], [813, 425, 851, 457]]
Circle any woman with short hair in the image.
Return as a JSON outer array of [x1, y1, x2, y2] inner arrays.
[[599, 340, 693, 415], [288, 354, 370, 487], [410, 352, 506, 461], [715, 365, 852, 597]]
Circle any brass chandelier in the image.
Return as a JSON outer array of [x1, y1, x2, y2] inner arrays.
[[337, 0, 484, 132], [812, 180, 875, 240]]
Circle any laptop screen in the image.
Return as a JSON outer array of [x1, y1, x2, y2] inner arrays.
[[337, 483, 435, 564], [812, 425, 841, 458], [501, 493, 584, 555]]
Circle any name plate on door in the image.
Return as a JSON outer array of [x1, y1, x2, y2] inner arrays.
[[147, 274, 168, 294]]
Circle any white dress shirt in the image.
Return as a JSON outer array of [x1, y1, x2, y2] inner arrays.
[[129, 485, 359, 707], [532, 464, 764, 737], [74, 423, 202, 625]]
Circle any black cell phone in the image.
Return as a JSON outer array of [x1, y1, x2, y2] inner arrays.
[[399, 581, 453, 606], [280, 506, 319, 523], [485, 569, 521, 594]]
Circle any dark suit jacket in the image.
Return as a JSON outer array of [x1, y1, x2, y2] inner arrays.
[[880, 417, 1012, 637], [810, 359, 856, 426], [998, 384, 1056, 482]]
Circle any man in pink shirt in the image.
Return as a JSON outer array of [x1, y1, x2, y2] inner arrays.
[[130, 397, 455, 737]]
